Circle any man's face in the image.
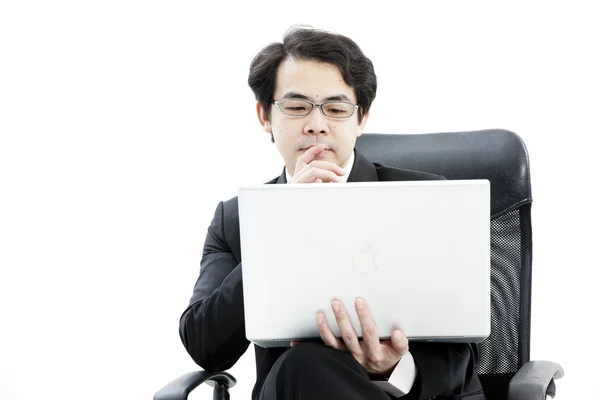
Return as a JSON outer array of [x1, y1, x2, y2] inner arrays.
[[257, 58, 369, 176]]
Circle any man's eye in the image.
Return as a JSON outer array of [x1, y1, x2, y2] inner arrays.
[[286, 106, 308, 112], [327, 107, 348, 114]]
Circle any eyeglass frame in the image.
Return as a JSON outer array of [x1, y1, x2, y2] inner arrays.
[[272, 99, 360, 119]]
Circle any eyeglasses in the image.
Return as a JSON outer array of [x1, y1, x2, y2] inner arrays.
[[273, 99, 359, 119]]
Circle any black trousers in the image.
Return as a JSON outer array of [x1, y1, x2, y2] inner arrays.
[[257, 342, 392, 400]]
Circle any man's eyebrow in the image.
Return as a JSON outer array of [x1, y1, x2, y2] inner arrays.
[[280, 92, 353, 103], [281, 92, 310, 101], [322, 94, 352, 102]]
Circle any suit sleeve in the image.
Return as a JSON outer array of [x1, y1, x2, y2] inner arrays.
[[179, 201, 250, 372], [398, 342, 483, 399]]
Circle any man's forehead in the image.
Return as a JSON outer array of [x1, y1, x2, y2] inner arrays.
[[274, 58, 356, 102], [280, 91, 353, 103]]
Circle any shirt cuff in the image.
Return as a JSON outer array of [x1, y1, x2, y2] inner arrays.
[[372, 351, 417, 397]]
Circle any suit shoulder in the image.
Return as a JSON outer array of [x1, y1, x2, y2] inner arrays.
[[221, 173, 279, 217], [374, 163, 447, 181], [220, 173, 279, 218], [205, 196, 240, 257], [220, 196, 240, 227]]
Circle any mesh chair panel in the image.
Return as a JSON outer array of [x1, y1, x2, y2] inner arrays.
[[477, 204, 532, 400], [478, 207, 522, 374]]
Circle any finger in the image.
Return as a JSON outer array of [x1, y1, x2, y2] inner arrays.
[[295, 144, 327, 173], [290, 340, 301, 347], [291, 169, 336, 184], [390, 330, 409, 357], [304, 160, 345, 176], [314, 178, 323, 184], [293, 144, 335, 181], [331, 299, 362, 355], [316, 312, 346, 351], [294, 168, 342, 184], [290, 156, 345, 184], [355, 298, 381, 355]]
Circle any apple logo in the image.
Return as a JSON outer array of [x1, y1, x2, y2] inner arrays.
[[353, 243, 378, 274]]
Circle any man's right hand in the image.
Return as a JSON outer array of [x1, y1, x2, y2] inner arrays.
[[288, 144, 346, 184]]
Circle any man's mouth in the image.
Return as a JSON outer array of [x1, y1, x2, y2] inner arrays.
[[300, 144, 331, 151]]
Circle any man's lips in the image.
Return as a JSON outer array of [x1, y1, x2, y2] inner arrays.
[[300, 145, 332, 151]]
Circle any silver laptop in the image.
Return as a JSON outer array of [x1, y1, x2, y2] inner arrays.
[[238, 180, 490, 347]]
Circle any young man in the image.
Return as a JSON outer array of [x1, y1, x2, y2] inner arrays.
[[180, 27, 486, 400]]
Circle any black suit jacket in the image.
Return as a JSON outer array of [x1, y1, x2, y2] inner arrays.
[[180, 151, 486, 400]]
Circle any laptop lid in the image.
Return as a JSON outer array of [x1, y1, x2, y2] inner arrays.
[[238, 180, 490, 347]]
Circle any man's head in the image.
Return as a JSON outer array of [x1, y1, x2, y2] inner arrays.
[[248, 27, 377, 176]]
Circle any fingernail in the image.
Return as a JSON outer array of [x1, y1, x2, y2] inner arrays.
[[394, 333, 402, 343], [316, 314, 323, 325], [332, 301, 340, 312], [356, 298, 364, 310]]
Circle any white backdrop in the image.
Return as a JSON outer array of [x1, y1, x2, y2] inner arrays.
[[1, 1, 598, 399]]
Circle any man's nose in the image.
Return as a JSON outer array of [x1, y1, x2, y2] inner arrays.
[[304, 106, 329, 135]]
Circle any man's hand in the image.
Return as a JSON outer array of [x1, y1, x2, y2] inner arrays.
[[303, 298, 409, 377], [288, 144, 345, 184]]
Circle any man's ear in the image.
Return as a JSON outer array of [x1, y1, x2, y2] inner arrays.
[[356, 111, 370, 138], [256, 102, 272, 134]]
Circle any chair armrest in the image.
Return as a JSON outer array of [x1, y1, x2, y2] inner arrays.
[[154, 370, 237, 400], [507, 360, 564, 400]]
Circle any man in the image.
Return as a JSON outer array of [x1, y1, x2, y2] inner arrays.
[[180, 27, 486, 400]]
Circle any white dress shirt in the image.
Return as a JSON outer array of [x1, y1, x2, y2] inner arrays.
[[285, 150, 417, 396]]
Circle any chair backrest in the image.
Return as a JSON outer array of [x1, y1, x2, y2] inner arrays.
[[356, 129, 533, 400]]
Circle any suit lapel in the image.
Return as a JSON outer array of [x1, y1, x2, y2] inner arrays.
[[275, 169, 286, 184], [347, 151, 379, 183]]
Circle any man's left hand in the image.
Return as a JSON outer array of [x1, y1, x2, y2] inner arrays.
[[294, 297, 409, 377]]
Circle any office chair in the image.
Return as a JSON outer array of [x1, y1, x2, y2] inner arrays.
[[154, 129, 564, 400]]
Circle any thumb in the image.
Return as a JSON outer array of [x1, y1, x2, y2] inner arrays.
[[391, 330, 409, 357]]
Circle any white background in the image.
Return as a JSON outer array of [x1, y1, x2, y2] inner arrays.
[[1, 1, 598, 399]]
